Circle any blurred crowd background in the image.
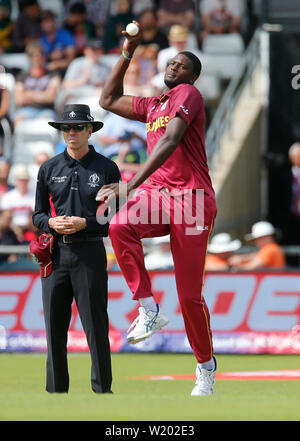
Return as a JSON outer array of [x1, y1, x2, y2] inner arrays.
[[0, 0, 298, 272]]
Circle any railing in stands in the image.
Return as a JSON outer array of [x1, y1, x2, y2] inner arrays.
[[0, 245, 299, 267]]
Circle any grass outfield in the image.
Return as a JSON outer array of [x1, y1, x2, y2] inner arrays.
[[1, 353, 300, 421]]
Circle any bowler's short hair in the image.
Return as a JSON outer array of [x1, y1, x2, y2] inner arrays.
[[178, 51, 202, 77]]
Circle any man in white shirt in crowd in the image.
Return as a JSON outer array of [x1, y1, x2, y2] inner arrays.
[[0, 163, 35, 230]]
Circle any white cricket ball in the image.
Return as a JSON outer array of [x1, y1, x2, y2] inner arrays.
[[126, 22, 139, 36]]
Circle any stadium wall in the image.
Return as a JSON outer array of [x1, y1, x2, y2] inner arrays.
[[214, 107, 263, 237], [0, 270, 299, 354]]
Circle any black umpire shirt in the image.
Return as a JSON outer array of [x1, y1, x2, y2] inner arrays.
[[32, 145, 121, 237]]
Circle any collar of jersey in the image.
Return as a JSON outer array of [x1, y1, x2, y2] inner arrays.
[[64, 145, 96, 166], [155, 84, 186, 103]]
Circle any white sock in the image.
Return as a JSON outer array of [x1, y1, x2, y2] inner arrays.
[[139, 296, 157, 312], [199, 358, 215, 371]]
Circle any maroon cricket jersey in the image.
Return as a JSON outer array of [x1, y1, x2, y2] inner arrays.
[[132, 83, 216, 200]]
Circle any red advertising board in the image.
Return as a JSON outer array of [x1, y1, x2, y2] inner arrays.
[[0, 271, 299, 353]]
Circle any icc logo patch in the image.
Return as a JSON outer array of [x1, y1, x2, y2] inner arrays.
[[88, 173, 100, 187]]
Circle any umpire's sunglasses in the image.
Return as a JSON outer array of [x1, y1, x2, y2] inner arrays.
[[60, 124, 88, 132]]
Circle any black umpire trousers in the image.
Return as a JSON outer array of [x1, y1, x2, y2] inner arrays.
[[41, 238, 112, 393]]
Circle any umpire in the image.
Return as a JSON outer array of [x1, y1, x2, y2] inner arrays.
[[32, 104, 121, 393]]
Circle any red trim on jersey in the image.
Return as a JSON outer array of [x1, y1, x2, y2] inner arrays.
[[48, 193, 56, 217]]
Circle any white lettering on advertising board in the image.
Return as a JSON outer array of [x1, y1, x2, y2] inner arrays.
[[248, 276, 300, 331], [203, 275, 257, 331]]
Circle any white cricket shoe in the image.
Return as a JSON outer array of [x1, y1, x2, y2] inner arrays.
[[191, 357, 217, 396], [127, 304, 169, 344]]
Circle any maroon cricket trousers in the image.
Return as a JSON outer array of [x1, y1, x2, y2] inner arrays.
[[109, 184, 217, 363]]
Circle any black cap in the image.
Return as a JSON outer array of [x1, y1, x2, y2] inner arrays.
[[48, 104, 104, 132]]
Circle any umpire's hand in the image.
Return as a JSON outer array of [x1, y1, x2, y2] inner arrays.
[[48, 215, 86, 235], [95, 182, 129, 204]]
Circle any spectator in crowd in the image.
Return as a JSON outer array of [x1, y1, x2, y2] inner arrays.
[[97, 107, 147, 180], [0, 81, 11, 157], [288, 143, 300, 227], [20, 211, 39, 243], [95, 58, 154, 173], [28, 151, 51, 191], [138, 8, 169, 55], [57, 39, 110, 111], [0, 163, 35, 231], [279, 142, 300, 257], [103, 0, 135, 54], [0, 158, 13, 200], [0, 209, 19, 264], [134, 8, 169, 84], [0, 0, 14, 53], [63, 0, 109, 39], [39, 9, 76, 77], [12, 0, 42, 53], [63, 2, 96, 57], [205, 233, 241, 270], [123, 57, 156, 97], [110, 0, 155, 17], [144, 235, 174, 270], [199, 0, 242, 44], [228, 221, 286, 270], [157, 0, 195, 30], [13, 41, 60, 128], [132, 0, 154, 15], [97, 110, 147, 179], [108, 135, 146, 183]]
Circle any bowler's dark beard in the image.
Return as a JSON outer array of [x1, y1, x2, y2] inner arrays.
[[164, 77, 192, 89], [164, 77, 176, 89]]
